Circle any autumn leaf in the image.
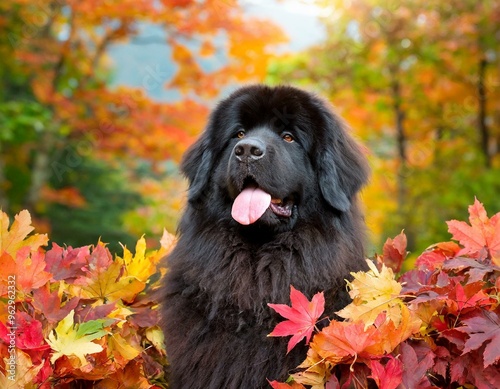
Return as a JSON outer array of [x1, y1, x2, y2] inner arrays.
[[77, 243, 146, 303], [292, 348, 333, 388], [381, 231, 407, 273], [268, 286, 325, 353], [32, 284, 79, 323], [447, 198, 500, 265], [268, 380, 306, 389], [7, 312, 50, 353], [46, 310, 113, 367], [15, 246, 52, 293], [310, 320, 382, 364], [108, 333, 142, 363], [367, 305, 422, 355], [94, 360, 152, 389], [415, 241, 461, 271], [119, 231, 174, 282], [456, 310, 500, 368], [44, 243, 90, 282], [399, 341, 435, 388], [0, 210, 48, 257], [369, 356, 403, 389], [446, 281, 492, 314], [145, 326, 166, 355], [337, 260, 404, 328]]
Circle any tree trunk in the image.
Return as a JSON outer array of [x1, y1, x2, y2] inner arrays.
[[0, 142, 9, 211], [391, 78, 408, 208], [391, 77, 415, 249], [477, 57, 491, 168], [24, 130, 55, 211]]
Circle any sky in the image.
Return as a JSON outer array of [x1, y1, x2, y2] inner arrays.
[[107, 0, 324, 102]]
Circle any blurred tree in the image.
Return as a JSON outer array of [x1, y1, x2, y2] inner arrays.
[[269, 0, 500, 253], [0, 0, 286, 241], [47, 151, 142, 252]]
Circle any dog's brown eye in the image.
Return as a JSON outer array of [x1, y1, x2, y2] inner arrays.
[[236, 130, 245, 139], [282, 133, 294, 143]]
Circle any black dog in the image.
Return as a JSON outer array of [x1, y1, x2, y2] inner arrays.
[[161, 85, 370, 388]]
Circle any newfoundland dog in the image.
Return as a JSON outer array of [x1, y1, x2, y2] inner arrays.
[[161, 85, 370, 388]]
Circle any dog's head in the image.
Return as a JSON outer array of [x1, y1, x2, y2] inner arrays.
[[181, 85, 369, 231]]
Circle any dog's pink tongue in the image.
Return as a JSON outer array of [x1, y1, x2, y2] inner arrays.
[[231, 187, 271, 225]]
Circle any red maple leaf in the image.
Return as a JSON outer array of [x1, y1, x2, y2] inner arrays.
[[457, 310, 500, 368], [446, 281, 492, 314], [399, 341, 435, 388], [44, 243, 90, 282], [446, 198, 500, 264], [381, 231, 407, 273], [268, 286, 325, 353], [416, 241, 461, 271], [32, 285, 79, 323], [369, 356, 403, 389]]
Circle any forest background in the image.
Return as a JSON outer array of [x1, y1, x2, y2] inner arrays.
[[1, 0, 499, 258]]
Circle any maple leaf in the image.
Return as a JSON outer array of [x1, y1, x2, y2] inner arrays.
[[0, 210, 48, 257], [311, 320, 381, 364], [11, 246, 52, 293], [456, 310, 500, 368], [443, 256, 500, 283], [145, 326, 166, 355], [291, 348, 332, 388], [268, 286, 325, 353], [337, 260, 404, 328], [369, 356, 403, 389], [32, 284, 79, 323], [108, 333, 142, 363], [416, 241, 461, 271], [44, 243, 90, 282], [9, 312, 50, 353], [268, 380, 306, 389], [381, 231, 407, 273], [46, 310, 113, 367], [446, 281, 492, 314], [94, 360, 152, 389], [368, 305, 422, 355], [399, 341, 435, 388], [119, 233, 171, 282], [77, 243, 146, 303], [447, 198, 500, 265]]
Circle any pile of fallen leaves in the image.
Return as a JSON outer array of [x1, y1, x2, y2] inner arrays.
[[268, 198, 500, 389], [0, 210, 173, 388], [1, 199, 499, 388]]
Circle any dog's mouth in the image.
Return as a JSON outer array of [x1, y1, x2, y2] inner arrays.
[[270, 198, 294, 218], [231, 180, 294, 225]]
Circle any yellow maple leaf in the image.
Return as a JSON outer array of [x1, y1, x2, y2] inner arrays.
[[337, 260, 404, 329], [46, 310, 111, 367], [292, 348, 333, 389], [81, 257, 146, 303], [120, 235, 153, 282], [145, 326, 166, 355], [0, 210, 48, 256], [108, 333, 142, 362], [120, 230, 175, 282]]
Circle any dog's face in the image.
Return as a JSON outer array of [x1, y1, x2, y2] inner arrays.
[[181, 85, 369, 232]]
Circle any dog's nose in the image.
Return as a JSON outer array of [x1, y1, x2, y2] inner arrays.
[[234, 139, 266, 161]]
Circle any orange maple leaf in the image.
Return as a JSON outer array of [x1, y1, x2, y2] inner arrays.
[[310, 320, 382, 365], [447, 198, 500, 265], [268, 286, 325, 353]]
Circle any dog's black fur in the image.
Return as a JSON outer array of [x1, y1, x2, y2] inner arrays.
[[161, 85, 370, 388]]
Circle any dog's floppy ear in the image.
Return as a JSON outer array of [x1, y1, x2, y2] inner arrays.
[[317, 108, 370, 212], [181, 132, 214, 203]]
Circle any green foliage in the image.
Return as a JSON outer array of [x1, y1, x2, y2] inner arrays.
[[47, 153, 142, 253]]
